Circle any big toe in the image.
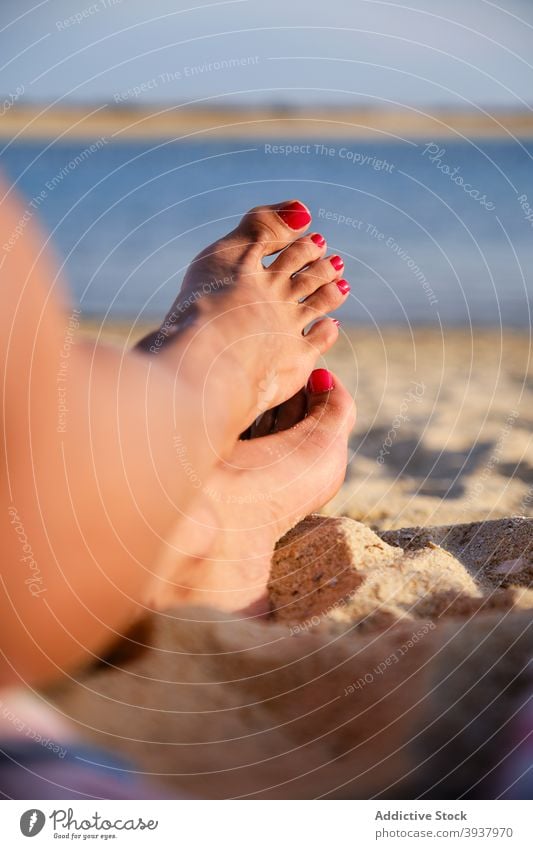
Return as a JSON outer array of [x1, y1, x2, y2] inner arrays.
[[275, 370, 356, 517], [303, 369, 356, 451], [232, 200, 313, 259], [251, 370, 355, 503], [284, 369, 356, 502]]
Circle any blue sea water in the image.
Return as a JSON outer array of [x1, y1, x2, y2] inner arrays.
[[1, 137, 532, 327]]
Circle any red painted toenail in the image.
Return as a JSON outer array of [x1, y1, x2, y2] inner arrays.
[[278, 201, 312, 230], [336, 279, 350, 295], [307, 368, 335, 393], [311, 233, 326, 247], [330, 255, 344, 271]]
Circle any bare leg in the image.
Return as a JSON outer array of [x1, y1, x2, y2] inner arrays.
[[0, 188, 348, 686]]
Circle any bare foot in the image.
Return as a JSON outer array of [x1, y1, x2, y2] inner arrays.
[[137, 201, 350, 421], [148, 370, 355, 616]]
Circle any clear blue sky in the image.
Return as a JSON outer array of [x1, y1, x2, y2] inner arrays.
[[1, 0, 533, 107]]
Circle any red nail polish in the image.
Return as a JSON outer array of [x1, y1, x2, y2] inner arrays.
[[278, 201, 312, 230], [332, 318, 341, 327], [307, 368, 335, 393], [311, 233, 326, 247], [330, 255, 344, 271], [336, 279, 350, 295]]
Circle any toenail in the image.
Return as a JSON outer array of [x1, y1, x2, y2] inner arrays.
[[336, 279, 350, 295], [308, 368, 335, 393], [277, 200, 312, 230], [332, 318, 341, 327], [311, 233, 326, 247], [330, 255, 344, 271]]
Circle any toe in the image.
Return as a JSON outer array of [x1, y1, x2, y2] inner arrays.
[[305, 369, 357, 445], [267, 232, 327, 281], [232, 200, 313, 259], [231, 373, 355, 534], [302, 277, 350, 317], [278, 370, 356, 499], [291, 254, 345, 300], [304, 316, 340, 354]]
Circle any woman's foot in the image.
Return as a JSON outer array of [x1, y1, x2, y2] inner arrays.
[[148, 370, 355, 616], [137, 201, 350, 421]]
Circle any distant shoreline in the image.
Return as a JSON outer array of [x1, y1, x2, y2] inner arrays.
[[2, 105, 533, 141], [80, 320, 533, 348]]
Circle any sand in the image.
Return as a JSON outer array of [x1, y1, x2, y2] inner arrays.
[[92, 322, 533, 530], [46, 323, 533, 799], [321, 326, 533, 530], [51, 512, 533, 799], [84, 320, 533, 531], [2, 105, 533, 141], [269, 514, 533, 630]]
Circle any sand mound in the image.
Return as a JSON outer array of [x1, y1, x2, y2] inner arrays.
[[49, 515, 533, 799], [270, 515, 533, 632]]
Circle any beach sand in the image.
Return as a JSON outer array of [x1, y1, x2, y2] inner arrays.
[[49, 322, 533, 798], [54, 509, 533, 799], [89, 322, 533, 530], [323, 326, 533, 529], [3, 105, 533, 141]]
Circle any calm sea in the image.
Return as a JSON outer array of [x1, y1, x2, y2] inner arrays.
[[1, 138, 532, 326]]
